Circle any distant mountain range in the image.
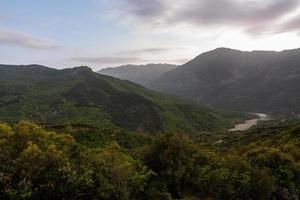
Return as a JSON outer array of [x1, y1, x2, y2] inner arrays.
[[152, 48, 300, 116], [99, 48, 300, 116], [98, 64, 177, 88], [0, 64, 235, 133]]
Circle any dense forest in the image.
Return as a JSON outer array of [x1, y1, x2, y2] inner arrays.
[[0, 120, 299, 200], [0, 65, 237, 134]]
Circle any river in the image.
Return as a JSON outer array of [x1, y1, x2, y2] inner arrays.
[[229, 113, 270, 132]]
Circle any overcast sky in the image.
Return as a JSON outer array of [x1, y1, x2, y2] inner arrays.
[[1, 0, 300, 70]]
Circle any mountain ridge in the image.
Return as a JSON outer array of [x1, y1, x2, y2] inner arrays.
[[98, 63, 177, 88], [152, 47, 300, 116], [0, 64, 235, 133]]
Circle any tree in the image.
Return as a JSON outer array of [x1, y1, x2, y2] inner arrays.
[[93, 142, 153, 200]]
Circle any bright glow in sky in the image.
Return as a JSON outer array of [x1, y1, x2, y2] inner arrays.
[[1, 0, 300, 70]]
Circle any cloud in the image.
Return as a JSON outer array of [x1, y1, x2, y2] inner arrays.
[[116, 46, 189, 55], [70, 56, 146, 64], [73, 47, 192, 65], [113, 0, 166, 19], [70, 55, 192, 66], [278, 14, 300, 33], [110, 0, 300, 35], [0, 28, 60, 49], [166, 58, 191, 64], [176, 0, 298, 25]]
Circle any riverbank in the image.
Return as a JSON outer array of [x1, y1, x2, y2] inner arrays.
[[229, 113, 270, 132]]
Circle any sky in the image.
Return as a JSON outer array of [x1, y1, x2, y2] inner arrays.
[[1, 0, 300, 70]]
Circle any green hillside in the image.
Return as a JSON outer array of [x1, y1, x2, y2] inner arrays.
[[0, 64, 236, 133]]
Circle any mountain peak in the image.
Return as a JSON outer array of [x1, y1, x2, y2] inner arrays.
[[189, 47, 242, 63], [72, 66, 93, 72], [211, 47, 242, 53], [60, 66, 93, 75], [214, 47, 236, 51]]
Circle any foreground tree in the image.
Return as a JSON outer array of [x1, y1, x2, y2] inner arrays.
[[0, 122, 152, 200]]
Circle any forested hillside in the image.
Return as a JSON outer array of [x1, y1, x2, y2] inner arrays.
[[152, 48, 300, 116], [0, 64, 235, 134]]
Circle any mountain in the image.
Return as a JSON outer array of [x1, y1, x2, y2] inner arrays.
[[0, 64, 235, 133], [152, 48, 300, 116], [98, 64, 177, 88]]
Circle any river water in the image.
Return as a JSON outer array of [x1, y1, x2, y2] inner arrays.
[[229, 113, 270, 132]]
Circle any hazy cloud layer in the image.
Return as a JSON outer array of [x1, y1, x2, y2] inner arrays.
[[0, 28, 60, 49], [71, 47, 191, 65], [166, 58, 191, 64], [70, 54, 190, 65], [112, 0, 300, 34], [116, 47, 189, 55], [70, 56, 146, 64]]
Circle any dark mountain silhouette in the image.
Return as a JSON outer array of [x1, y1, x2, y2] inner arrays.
[[98, 64, 177, 88], [152, 48, 300, 116]]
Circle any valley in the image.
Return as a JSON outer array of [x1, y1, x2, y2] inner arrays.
[[2, 0, 300, 199], [1, 46, 300, 200], [100, 48, 300, 117], [0, 61, 299, 200], [229, 113, 270, 131]]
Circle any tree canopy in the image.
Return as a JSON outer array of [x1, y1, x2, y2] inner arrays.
[[0, 121, 299, 199]]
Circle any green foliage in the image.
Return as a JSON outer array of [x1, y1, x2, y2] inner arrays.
[[139, 133, 278, 200], [0, 120, 299, 199], [0, 65, 236, 134], [0, 122, 152, 200], [93, 142, 154, 199], [45, 124, 153, 149]]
